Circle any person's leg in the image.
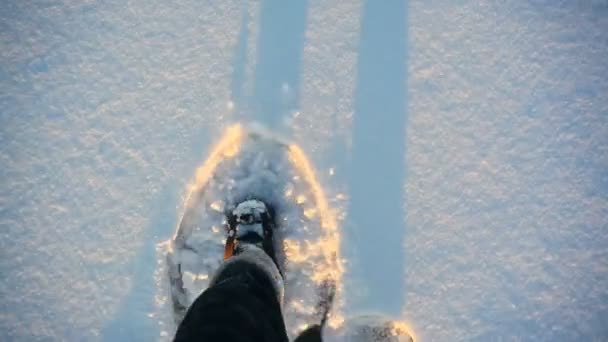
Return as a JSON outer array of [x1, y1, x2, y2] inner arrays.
[[174, 246, 288, 342]]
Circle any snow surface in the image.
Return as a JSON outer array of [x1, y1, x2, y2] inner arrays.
[[1, 0, 607, 341]]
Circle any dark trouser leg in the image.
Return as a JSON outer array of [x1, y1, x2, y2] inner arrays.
[[174, 257, 288, 342]]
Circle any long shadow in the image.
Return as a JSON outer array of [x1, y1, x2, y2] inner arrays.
[[252, 0, 308, 128], [348, 0, 408, 315], [101, 185, 176, 341], [230, 3, 249, 117]]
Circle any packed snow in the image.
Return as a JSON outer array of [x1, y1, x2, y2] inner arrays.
[[1, 0, 607, 341]]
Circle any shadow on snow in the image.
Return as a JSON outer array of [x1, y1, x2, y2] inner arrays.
[[347, 0, 408, 316], [101, 185, 176, 340], [251, 0, 308, 128]]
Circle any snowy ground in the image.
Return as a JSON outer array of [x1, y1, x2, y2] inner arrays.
[[1, 0, 607, 341]]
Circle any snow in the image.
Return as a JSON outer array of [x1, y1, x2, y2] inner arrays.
[[233, 199, 267, 217], [403, 1, 608, 340], [232, 198, 269, 239], [236, 223, 264, 237], [1, 0, 607, 341]]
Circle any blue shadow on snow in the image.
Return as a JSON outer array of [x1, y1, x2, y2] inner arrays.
[[101, 185, 176, 341], [252, 0, 308, 128], [230, 3, 250, 114], [348, 0, 408, 316]]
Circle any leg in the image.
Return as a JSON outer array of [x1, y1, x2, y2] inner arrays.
[[174, 247, 288, 342]]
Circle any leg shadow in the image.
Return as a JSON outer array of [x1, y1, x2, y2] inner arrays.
[[348, 0, 408, 315], [101, 185, 176, 340], [252, 0, 308, 128], [230, 3, 249, 117]]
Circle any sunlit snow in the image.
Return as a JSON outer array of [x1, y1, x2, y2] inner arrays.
[[1, 0, 607, 341]]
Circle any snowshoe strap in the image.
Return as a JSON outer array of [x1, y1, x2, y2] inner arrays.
[[224, 227, 236, 260]]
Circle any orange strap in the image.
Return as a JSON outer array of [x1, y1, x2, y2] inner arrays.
[[224, 231, 236, 260]]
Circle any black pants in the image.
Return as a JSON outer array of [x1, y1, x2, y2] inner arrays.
[[174, 259, 289, 342]]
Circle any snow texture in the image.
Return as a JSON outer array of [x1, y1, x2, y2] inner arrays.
[[1, 0, 607, 341], [232, 199, 267, 237]]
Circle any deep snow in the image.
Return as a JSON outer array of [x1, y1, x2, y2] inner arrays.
[[1, 0, 607, 341]]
